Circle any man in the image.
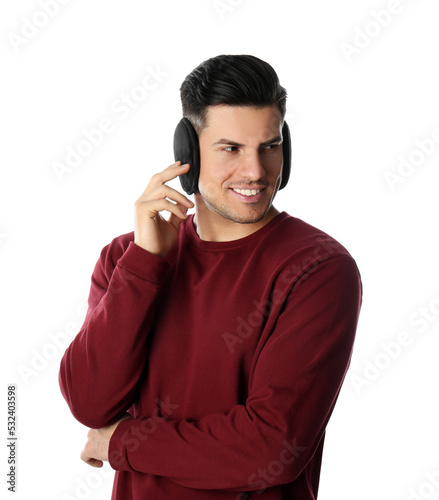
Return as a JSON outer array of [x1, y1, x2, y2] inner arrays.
[[59, 54, 362, 499]]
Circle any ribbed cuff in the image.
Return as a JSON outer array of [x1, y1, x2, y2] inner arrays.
[[108, 418, 138, 472], [116, 241, 170, 284]]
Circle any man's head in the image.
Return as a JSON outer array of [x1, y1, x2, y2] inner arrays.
[[180, 54, 287, 135], [178, 55, 288, 227]]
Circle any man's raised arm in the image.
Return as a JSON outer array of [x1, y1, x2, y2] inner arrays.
[[58, 162, 194, 428]]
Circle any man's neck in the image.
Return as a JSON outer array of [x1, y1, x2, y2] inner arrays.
[[192, 205, 280, 242]]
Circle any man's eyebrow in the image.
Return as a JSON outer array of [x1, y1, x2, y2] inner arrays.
[[260, 136, 283, 147], [211, 136, 283, 147], [211, 138, 244, 147]]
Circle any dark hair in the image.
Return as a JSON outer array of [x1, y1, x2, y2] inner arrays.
[[180, 54, 287, 134]]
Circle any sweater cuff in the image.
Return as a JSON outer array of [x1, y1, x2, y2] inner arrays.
[[116, 241, 170, 284], [108, 418, 138, 472]]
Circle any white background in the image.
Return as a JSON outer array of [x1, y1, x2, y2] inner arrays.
[[1, 0, 439, 499]]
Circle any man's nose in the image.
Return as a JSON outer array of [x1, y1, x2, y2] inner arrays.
[[237, 150, 266, 181]]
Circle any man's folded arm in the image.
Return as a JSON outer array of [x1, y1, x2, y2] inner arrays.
[[108, 254, 362, 491], [59, 238, 170, 429]]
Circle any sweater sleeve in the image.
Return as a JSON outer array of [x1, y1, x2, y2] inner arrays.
[[58, 239, 170, 429], [108, 254, 362, 491]]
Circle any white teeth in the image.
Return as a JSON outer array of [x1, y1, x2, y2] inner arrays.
[[233, 189, 261, 196]]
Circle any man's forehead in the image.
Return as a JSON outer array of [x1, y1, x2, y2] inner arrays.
[[203, 104, 283, 139]]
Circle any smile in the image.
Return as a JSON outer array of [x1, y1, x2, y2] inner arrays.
[[232, 188, 261, 197]]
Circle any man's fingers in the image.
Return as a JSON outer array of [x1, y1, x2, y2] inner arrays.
[[135, 166, 194, 213], [80, 428, 106, 468], [80, 449, 103, 468], [137, 184, 193, 209], [137, 198, 190, 221], [85, 458, 104, 468], [163, 184, 194, 208], [168, 202, 191, 230], [149, 161, 191, 189], [133, 161, 193, 256]]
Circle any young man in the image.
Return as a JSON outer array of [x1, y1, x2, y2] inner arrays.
[[59, 55, 362, 499]]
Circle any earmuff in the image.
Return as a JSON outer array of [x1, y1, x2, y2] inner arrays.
[[173, 118, 291, 195]]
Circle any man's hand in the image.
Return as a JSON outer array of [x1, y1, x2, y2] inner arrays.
[[134, 161, 194, 258], [80, 414, 133, 468]]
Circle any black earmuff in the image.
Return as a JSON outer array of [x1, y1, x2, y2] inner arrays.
[[173, 118, 291, 195]]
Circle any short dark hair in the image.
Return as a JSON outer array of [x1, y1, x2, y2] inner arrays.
[[180, 54, 287, 134]]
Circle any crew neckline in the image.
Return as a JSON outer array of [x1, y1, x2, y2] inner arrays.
[[184, 211, 290, 251]]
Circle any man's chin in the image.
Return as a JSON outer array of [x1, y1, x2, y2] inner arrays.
[[197, 189, 275, 225], [217, 203, 273, 225], [225, 213, 265, 224]]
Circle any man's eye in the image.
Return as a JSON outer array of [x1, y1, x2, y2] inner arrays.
[[263, 144, 280, 151], [224, 146, 239, 152]]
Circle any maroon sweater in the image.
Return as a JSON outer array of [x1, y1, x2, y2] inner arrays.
[[59, 211, 362, 499]]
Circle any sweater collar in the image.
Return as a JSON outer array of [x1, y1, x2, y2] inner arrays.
[[184, 211, 290, 251]]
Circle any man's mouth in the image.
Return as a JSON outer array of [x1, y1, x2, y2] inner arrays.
[[232, 188, 262, 197]]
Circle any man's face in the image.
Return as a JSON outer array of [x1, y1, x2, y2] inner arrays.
[[196, 104, 284, 225]]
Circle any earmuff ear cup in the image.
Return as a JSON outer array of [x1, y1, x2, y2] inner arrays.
[[279, 121, 291, 190], [173, 117, 291, 195], [173, 118, 200, 195]]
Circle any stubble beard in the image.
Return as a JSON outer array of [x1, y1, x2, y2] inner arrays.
[[198, 188, 272, 225]]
